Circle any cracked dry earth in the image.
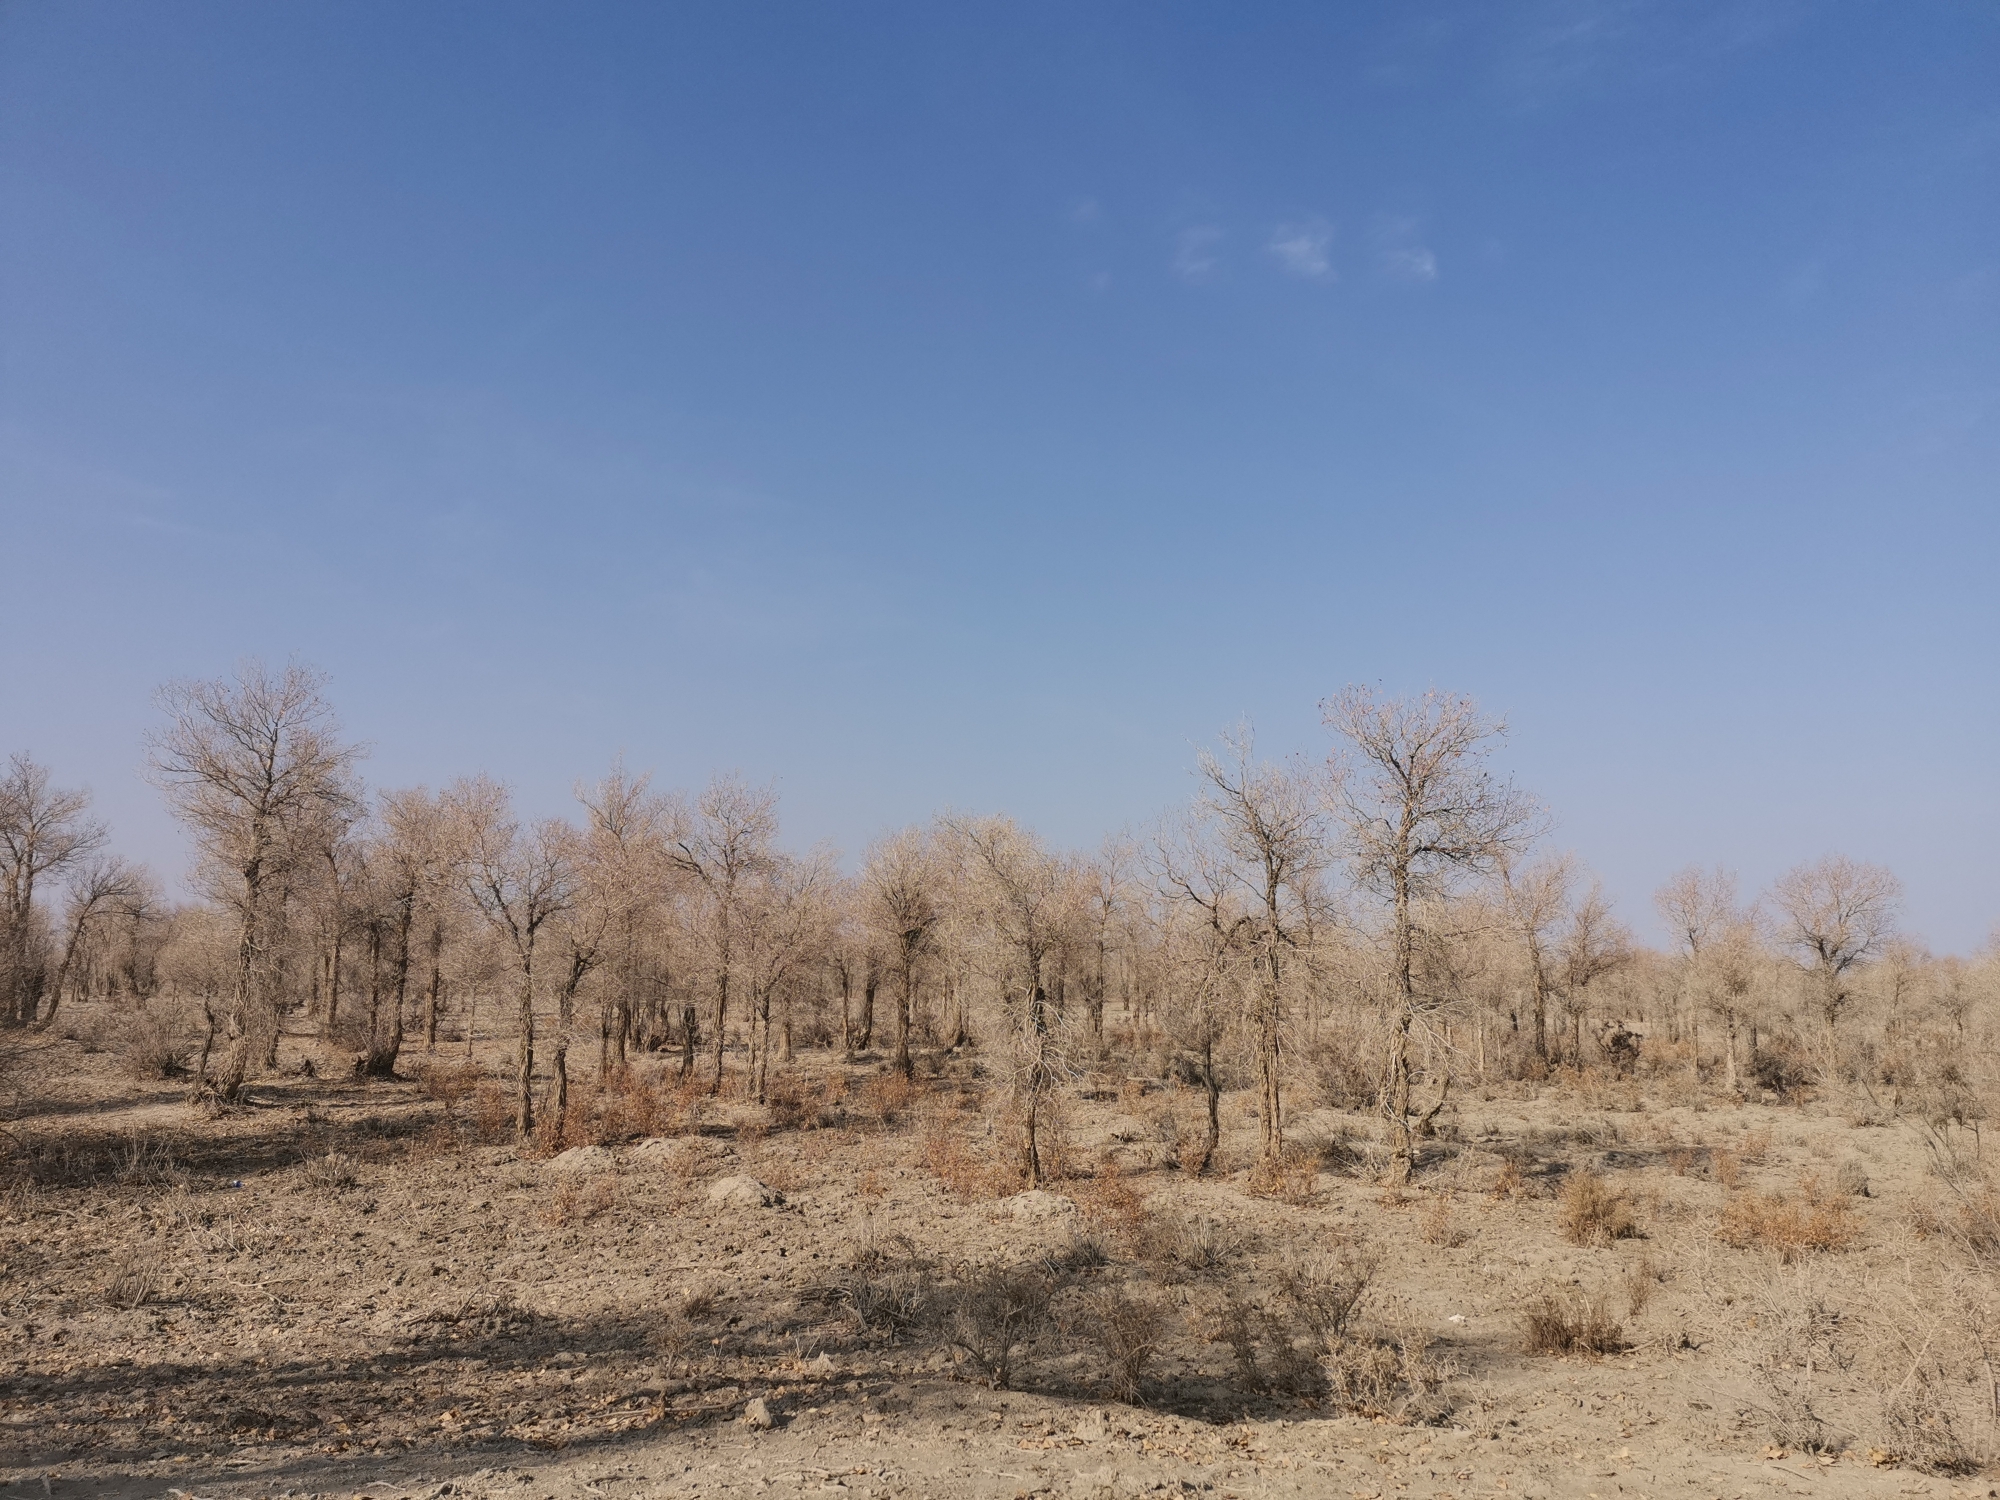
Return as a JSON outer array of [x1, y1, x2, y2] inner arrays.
[[3, 1042, 1997, 1499]]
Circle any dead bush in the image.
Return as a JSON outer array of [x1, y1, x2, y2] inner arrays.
[[469, 1083, 515, 1144], [1716, 1190, 1858, 1263], [105, 1251, 162, 1310], [937, 1264, 1056, 1390], [1213, 1293, 1318, 1395], [1419, 1193, 1467, 1246], [416, 1059, 485, 1108], [1322, 1306, 1455, 1424], [1834, 1158, 1871, 1198], [860, 1072, 915, 1127], [1523, 1290, 1624, 1356], [1881, 1362, 1979, 1475], [1246, 1143, 1320, 1205], [300, 1150, 358, 1193], [116, 1007, 195, 1080], [1557, 1172, 1639, 1246], [1274, 1245, 1377, 1341], [922, 1107, 1004, 1202], [1085, 1287, 1165, 1404], [768, 1070, 843, 1131], [817, 1234, 938, 1336], [1745, 1286, 1849, 1453], [1131, 1208, 1240, 1279]]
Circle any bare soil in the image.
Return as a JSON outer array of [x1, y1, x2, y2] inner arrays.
[[1, 1015, 1992, 1499]]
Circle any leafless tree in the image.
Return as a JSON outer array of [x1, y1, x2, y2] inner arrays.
[[147, 662, 362, 1099], [1324, 687, 1539, 1182], [861, 826, 944, 1080], [1559, 878, 1633, 1062], [1503, 852, 1574, 1066], [1192, 727, 1327, 1165], [1151, 812, 1247, 1174], [0, 754, 108, 1028], [668, 775, 779, 1092], [1768, 855, 1901, 1038], [946, 814, 1071, 1187], [576, 762, 672, 1080], [740, 850, 837, 1101], [1656, 865, 1752, 1086], [449, 776, 576, 1135]]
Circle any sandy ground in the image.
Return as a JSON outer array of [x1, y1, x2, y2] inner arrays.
[[2, 1017, 1995, 1500]]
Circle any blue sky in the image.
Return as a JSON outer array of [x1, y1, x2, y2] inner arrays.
[[3, 2, 1996, 948]]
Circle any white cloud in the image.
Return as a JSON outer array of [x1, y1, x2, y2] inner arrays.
[[1373, 216, 1440, 283], [1173, 226, 1223, 281], [1383, 246, 1439, 282], [1268, 219, 1335, 280]]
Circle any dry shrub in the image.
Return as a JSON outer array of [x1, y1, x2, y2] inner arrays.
[[818, 1233, 937, 1336], [1246, 1143, 1320, 1205], [105, 1251, 161, 1310], [416, 1058, 484, 1108], [469, 1083, 515, 1144], [1034, 1094, 1079, 1182], [1835, 1158, 1871, 1197], [116, 1005, 196, 1080], [1739, 1127, 1773, 1164], [1557, 1172, 1639, 1246], [1881, 1363, 1979, 1475], [1746, 1287, 1849, 1453], [1275, 1245, 1378, 1340], [1489, 1157, 1528, 1199], [1132, 1207, 1239, 1279], [922, 1107, 1004, 1202], [1076, 1155, 1147, 1233], [860, 1072, 915, 1127], [1710, 1147, 1742, 1188], [768, 1070, 843, 1131], [1085, 1287, 1165, 1404], [938, 1264, 1056, 1389], [1420, 1193, 1467, 1247], [1717, 1190, 1858, 1263], [1214, 1293, 1318, 1395], [1323, 1319, 1455, 1424], [300, 1150, 358, 1193], [1523, 1289, 1624, 1356], [541, 1175, 618, 1227]]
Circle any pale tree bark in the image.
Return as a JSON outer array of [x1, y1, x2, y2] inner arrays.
[[1193, 728, 1326, 1165], [1324, 687, 1538, 1184], [667, 775, 778, 1094], [147, 662, 361, 1101], [0, 754, 107, 1029]]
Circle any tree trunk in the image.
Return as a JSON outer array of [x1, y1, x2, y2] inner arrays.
[[516, 955, 536, 1136]]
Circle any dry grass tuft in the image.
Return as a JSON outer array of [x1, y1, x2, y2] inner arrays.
[[1246, 1143, 1320, 1205], [1419, 1193, 1468, 1246], [1716, 1188, 1858, 1263], [541, 1174, 618, 1227], [1557, 1172, 1639, 1246], [1085, 1287, 1165, 1404], [1523, 1289, 1624, 1356]]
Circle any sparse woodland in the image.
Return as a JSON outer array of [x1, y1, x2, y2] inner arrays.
[[5, 660, 2000, 1495]]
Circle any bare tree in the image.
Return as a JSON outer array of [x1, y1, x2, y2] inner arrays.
[[1768, 854, 1901, 1046], [147, 663, 362, 1099], [1324, 687, 1538, 1182], [1559, 878, 1633, 1063], [1656, 865, 1750, 1087], [946, 815, 1071, 1187], [576, 762, 671, 1080], [0, 754, 108, 1028], [1192, 728, 1327, 1165], [450, 776, 576, 1135], [668, 775, 779, 1092], [740, 850, 837, 1101], [861, 826, 943, 1080], [1151, 812, 1246, 1175], [1503, 852, 1574, 1066]]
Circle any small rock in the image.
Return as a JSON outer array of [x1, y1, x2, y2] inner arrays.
[[708, 1174, 782, 1209], [743, 1396, 776, 1430], [1075, 1406, 1109, 1442], [547, 1145, 615, 1175]]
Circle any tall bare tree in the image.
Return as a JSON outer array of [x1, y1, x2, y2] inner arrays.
[[1324, 687, 1538, 1182], [450, 776, 576, 1135], [947, 815, 1070, 1187], [1192, 728, 1327, 1165], [147, 663, 362, 1098], [861, 826, 943, 1080], [668, 775, 778, 1092], [0, 754, 110, 1028], [1768, 854, 1901, 1048]]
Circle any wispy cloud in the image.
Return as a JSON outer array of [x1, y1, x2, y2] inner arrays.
[[1268, 219, 1336, 280], [1069, 196, 1104, 226], [1173, 226, 1223, 281], [1373, 216, 1439, 283]]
